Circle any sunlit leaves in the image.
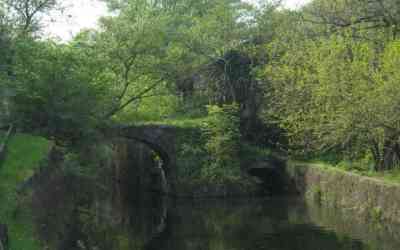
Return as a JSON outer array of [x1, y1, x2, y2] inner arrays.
[[201, 104, 241, 182], [264, 33, 400, 167]]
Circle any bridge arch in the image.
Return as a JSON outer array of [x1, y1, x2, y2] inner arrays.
[[117, 125, 177, 173], [110, 124, 178, 194], [122, 134, 171, 174]]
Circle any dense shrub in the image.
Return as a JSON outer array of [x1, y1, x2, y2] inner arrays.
[[201, 104, 241, 182]]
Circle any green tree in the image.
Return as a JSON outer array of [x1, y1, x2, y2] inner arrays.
[[202, 103, 241, 182], [79, 0, 259, 122], [78, 1, 176, 119], [3, 0, 60, 34], [303, 0, 400, 40], [263, 30, 400, 170], [10, 40, 105, 143]]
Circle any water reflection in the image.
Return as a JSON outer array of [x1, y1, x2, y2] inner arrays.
[[144, 198, 366, 250], [32, 176, 400, 250]]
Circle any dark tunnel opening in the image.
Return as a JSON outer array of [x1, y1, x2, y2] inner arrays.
[[248, 167, 288, 195], [246, 156, 290, 196]]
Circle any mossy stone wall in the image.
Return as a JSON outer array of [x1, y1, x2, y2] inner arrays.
[[287, 162, 400, 224]]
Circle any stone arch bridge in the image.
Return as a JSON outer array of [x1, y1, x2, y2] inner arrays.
[[107, 124, 183, 193], [106, 124, 287, 195], [117, 124, 178, 172]]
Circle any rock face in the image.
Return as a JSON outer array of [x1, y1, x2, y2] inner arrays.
[[287, 162, 400, 224], [0, 224, 8, 250]]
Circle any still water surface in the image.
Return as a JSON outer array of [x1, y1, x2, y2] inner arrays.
[[33, 182, 400, 250]]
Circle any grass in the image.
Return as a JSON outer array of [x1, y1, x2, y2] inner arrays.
[[0, 133, 51, 250], [135, 116, 208, 128], [295, 159, 400, 185], [361, 169, 400, 184], [114, 105, 209, 129]]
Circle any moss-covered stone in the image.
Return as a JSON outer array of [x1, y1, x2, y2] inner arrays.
[[287, 161, 400, 224]]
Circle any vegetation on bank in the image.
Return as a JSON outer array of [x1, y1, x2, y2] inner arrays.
[[2, 0, 400, 245], [175, 105, 250, 186], [0, 133, 51, 250], [288, 161, 400, 226], [294, 160, 400, 186], [2, 0, 400, 166]]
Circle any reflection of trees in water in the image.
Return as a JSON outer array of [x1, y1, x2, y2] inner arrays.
[[31, 168, 169, 250], [33, 175, 395, 250], [250, 224, 364, 250], [303, 201, 400, 250], [142, 199, 367, 250]]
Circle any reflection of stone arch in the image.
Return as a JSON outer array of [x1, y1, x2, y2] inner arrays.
[[144, 196, 169, 250]]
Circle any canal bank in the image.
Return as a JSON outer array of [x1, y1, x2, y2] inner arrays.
[[4, 136, 400, 249], [0, 132, 52, 250], [287, 161, 400, 225]]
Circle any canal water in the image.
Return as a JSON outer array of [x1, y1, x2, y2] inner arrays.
[[31, 174, 400, 250]]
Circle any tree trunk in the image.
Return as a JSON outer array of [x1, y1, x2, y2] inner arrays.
[[370, 143, 381, 172], [376, 136, 400, 171]]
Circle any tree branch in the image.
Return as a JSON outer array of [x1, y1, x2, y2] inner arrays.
[[104, 78, 165, 118]]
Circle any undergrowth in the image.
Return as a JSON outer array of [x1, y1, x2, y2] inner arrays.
[[0, 133, 51, 250]]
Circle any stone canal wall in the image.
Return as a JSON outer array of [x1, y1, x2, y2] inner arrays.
[[287, 162, 400, 224]]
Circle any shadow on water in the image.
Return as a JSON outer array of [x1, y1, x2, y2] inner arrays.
[[29, 157, 400, 250], [143, 198, 367, 250]]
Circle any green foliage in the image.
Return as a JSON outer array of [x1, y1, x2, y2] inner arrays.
[[370, 206, 383, 223], [8, 0, 400, 246], [139, 117, 207, 129], [1, 0, 275, 144], [263, 32, 400, 170], [73, 0, 259, 122], [0, 133, 51, 250], [61, 142, 115, 184], [176, 129, 207, 181], [239, 143, 272, 166], [306, 185, 322, 205], [173, 104, 246, 185], [201, 104, 241, 182], [115, 94, 180, 123], [367, 169, 400, 184], [256, 0, 400, 172], [3, 0, 60, 35], [300, 160, 400, 185], [304, 0, 400, 41], [10, 39, 106, 142]]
